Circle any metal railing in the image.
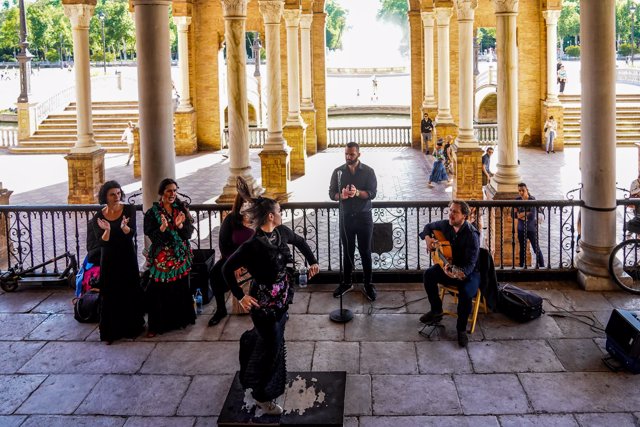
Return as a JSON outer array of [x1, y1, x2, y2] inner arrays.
[[474, 124, 498, 146], [1, 199, 599, 279], [0, 128, 18, 149]]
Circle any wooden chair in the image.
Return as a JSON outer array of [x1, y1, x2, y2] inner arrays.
[[439, 284, 487, 334]]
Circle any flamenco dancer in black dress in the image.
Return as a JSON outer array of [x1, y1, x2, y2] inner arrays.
[[87, 181, 145, 343], [223, 190, 319, 415]]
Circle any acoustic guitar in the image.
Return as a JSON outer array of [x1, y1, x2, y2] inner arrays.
[[430, 230, 466, 279]]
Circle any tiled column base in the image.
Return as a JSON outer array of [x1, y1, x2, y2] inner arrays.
[[65, 149, 106, 204], [259, 147, 291, 199], [283, 124, 307, 176], [0, 186, 13, 269], [542, 102, 564, 151], [133, 127, 141, 178], [453, 147, 483, 200], [174, 109, 198, 156], [301, 108, 317, 156]]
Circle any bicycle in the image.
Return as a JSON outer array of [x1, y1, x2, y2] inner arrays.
[[608, 218, 640, 295]]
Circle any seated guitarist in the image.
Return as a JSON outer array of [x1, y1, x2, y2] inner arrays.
[[418, 200, 480, 347]]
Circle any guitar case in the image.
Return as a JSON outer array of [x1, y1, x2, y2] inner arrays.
[[497, 283, 544, 322]]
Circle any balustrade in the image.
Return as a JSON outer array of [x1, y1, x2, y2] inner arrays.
[[0, 129, 18, 148]]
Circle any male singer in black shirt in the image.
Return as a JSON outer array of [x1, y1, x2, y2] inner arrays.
[[328, 142, 378, 301]]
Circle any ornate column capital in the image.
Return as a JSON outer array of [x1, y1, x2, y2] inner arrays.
[[173, 15, 192, 30], [221, 0, 248, 18], [542, 9, 560, 25], [259, 0, 284, 24], [493, 0, 518, 14], [455, 0, 477, 21], [283, 8, 301, 26], [300, 12, 313, 29], [421, 11, 435, 27], [434, 7, 452, 25], [63, 3, 95, 29]]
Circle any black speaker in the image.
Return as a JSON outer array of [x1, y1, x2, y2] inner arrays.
[[605, 309, 640, 358]]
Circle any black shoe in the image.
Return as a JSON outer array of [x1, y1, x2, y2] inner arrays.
[[457, 331, 468, 347], [363, 284, 377, 301], [208, 309, 227, 327], [333, 283, 353, 298], [419, 310, 444, 324]]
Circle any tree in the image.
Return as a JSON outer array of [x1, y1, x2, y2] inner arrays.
[[558, 0, 579, 50], [325, 0, 347, 51], [376, 0, 409, 56], [0, 7, 19, 51], [478, 27, 495, 52]]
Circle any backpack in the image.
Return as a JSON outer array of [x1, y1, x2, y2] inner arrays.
[[73, 255, 101, 323], [497, 283, 544, 322]]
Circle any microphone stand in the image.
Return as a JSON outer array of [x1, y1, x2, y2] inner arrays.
[[330, 170, 354, 323]]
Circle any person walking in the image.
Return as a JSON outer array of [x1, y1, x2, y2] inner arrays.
[[421, 112, 435, 154], [428, 139, 449, 187], [328, 141, 378, 301], [481, 147, 494, 186], [121, 121, 135, 166], [557, 65, 567, 94], [544, 115, 557, 153]]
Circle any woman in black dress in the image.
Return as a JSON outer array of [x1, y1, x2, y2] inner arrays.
[[87, 181, 144, 344], [144, 178, 196, 337], [223, 191, 319, 415]]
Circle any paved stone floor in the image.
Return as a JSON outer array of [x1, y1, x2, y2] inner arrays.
[[1, 281, 640, 426]]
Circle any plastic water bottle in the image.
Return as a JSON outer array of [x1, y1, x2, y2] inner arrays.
[[298, 267, 308, 288], [195, 288, 203, 315]]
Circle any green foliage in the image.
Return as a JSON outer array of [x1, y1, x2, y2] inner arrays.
[[618, 43, 639, 56], [90, 0, 136, 60], [0, 6, 19, 50], [478, 28, 495, 52], [91, 49, 116, 63], [564, 45, 580, 57], [325, 0, 347, 51], [558, 0, 579, 48], [376, 0, 409, 56]]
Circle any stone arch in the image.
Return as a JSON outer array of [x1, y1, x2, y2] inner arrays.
[[476, 92, 497, 124]]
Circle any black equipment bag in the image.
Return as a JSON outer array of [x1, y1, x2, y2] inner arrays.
[[497, 283, 544, 322], [190, 248, 215, 305], [73, 289, 101, 323]]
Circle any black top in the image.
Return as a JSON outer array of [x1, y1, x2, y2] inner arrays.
[[218, 212, 254, 259], [482, 153, 491, 173], [421, 117, 434, 133], [328, 162, 378, 214], [419, 220, 480, 277], [514, 195, 539, 232], [222, 225, 318, 301]]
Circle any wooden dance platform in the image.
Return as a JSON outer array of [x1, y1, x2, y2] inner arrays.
[[217, 371, 347, 426]]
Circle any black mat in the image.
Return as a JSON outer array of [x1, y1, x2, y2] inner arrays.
[[218, 371, 346, 426]]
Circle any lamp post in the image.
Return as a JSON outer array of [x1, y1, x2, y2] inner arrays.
[[59, 33, 64, 69], [252, 34, 263, 126], [17, 0, 32, 103], [98, 12, 106, 74]]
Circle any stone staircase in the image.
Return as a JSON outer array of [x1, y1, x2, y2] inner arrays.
[[561, 94, 640, 146], [9, 101, 139, 154]]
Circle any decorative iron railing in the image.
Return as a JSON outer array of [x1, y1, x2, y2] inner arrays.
[[0, 128, 18, 148]]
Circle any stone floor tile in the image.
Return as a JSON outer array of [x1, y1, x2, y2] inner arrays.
[[547, 338, 609, 372], [360, 342, 417, 374], [499, 414, 579, 427], [286, 341, 315, 372], [368, 291, 407, 314], [404, 290, 429, 314], [286, 314, 345, 341], [123, 417, 196, 427], [519, 372, 640, 412], [194, 417, 218, 427], [175, 375, 233, 416], [0, 415, 27, 427], [0, 375, 47, 415], [312, 341, 359, 373], [345, 374, 371, 416], [0, 313, 48, 340], [218, 314, 253, 341], [550, 312, 606, 338], [288, 291, 311, 314], [602, 292, 640, 311], [345, 314, 424, 342], [138, 319, 223, 342], [16, 374, 101, 415], [19, 415, 126, 427], [0, 341, 45, 374], [32, 291, 75, 314], [455, 373, 530, 415], [308, 291, 365, 314], [536, 289, 572, 312], [343, 416, 358, 427], [415, 341, 472, 374], [359, 415, 499, 427], [593, 337, 608, 355], [479, 313, 563, 340], [140, 342, 239, 375], [19, 342, 155, 374], [76, 375, 191, 416], [562, 290, 615, 312], [468, 340, 564, 373], [0, 290, 53, 313], [25, 314, 96, 341], [371, 375, 459, 416], [573, 413, 638, 427]]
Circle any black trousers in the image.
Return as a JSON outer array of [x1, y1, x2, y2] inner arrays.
[[340, 211, 373, 285], [518, 228, 545, 267]]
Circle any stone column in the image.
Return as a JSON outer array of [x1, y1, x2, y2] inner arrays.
[[312, 9, 327, 151], [409, 9, 423, 150], [421, 11, 437, 111], [133, 125, 141, 178], [133, 0, 175, 210], [0, 183, 13, 270], [435, 7, 454, 125], [173, 16, 197, 156], [577, 0, 617, 291], [283, 8, 307, 176], [16, 0, 34, 142], [217, 0, 260, 203], [259, 0, 291, 198], [453, 0, 483, 201], [63, 0, 105, 204], [300, 13, 317, 156], [541, 9, 564, 152]]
